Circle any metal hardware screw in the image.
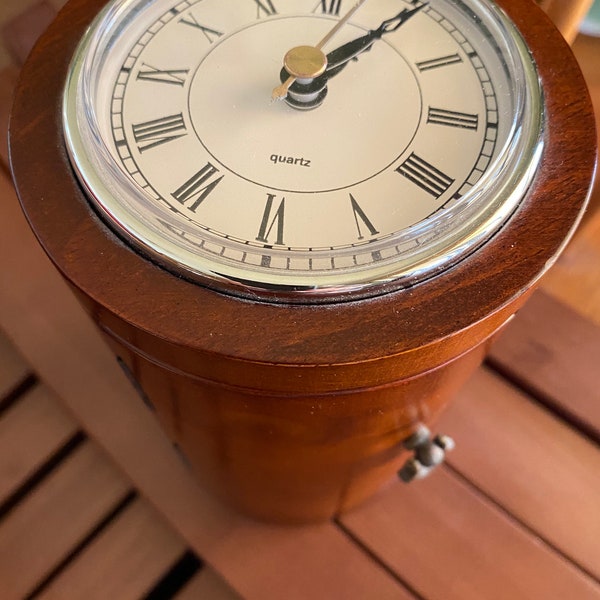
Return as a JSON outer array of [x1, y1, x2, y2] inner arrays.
[[398, 426, 455, 483]]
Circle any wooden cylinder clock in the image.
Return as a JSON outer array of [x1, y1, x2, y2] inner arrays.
[[10, 0, 596, 523]]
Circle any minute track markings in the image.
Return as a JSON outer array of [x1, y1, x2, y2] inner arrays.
[[104, 0, 507, 283]]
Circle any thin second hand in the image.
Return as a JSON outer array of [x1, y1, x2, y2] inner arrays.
[[315, 0, 369, 49], [271, 0, 370, 101]]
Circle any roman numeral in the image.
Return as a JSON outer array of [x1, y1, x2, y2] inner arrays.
[[171, 163, 224, 212], [314, 0, 342, 15], [427, 107, 479, 130], [179, 13, 223, 43], [253, 0, 277, 18], [136, 64, 189, 86], [132, 113, 187, 153], [396, 153, 454, 198], [416, 53, 462, 72], [350, 194, 378, 240], [256, 194, 285, 245]]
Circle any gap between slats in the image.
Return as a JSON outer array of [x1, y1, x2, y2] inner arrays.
[[339, 466, 600, 600], [0, 328, 31, 402], [0, 328, 222, 600], [486, 291, 600, 444], [0, 382, 79, 504], [438, 366, 600, 582]]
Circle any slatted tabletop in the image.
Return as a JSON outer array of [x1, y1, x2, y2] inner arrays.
[[0, 328, 236, 599], [1, 2, 599, 599]]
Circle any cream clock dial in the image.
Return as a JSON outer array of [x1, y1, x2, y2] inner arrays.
[[64, 0, 542, 300]]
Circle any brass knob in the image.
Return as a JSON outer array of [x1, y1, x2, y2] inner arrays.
[[398, 425, 455, 483]]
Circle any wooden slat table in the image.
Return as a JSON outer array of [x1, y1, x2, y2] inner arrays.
[[0, 384, 78, 505], [0, 328, 237, 599], [488, 292, 600, 440], [1, 2, 599, 599]]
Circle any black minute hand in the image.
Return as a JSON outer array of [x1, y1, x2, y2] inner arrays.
[[325, 4, 427, 77]]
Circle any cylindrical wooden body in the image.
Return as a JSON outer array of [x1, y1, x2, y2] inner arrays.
[[10, 0, 596, 522], [102, 323, 497, 522]]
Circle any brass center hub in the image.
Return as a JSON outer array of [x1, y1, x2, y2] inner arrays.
[[283, 45, 328, 78]]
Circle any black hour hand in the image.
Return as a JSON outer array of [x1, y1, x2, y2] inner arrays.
[[281, 3, 427, 110], [325, 4, 427, 77]]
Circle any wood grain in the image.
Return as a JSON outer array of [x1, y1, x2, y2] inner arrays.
[[0, 384, 78, 503], [201, 519, 415, 600], [0, 66, 19, 166], [0, 328, 28, 400], [341, 468, 600, 600], [487, 290, 600, 439], [1, 0, 599, 594], [9, 0, 594, 378], [542, 210, 600, 327], [109, 329, 489, 522], [0, 1, 56, 65], [570, 34, 600, 222], [440, 366, 600, 579], [0, 442, 131, 600], [0, 2, 46, 70], [37, 498, 187, 600]]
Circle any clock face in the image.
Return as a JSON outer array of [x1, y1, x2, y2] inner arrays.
[[64, 0, 542, 301]]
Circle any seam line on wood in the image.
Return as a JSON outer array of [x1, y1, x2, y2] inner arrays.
[[0, 373, 37, 417], [442, 462, 600, 587], [141, 549, 203, 600], [333, 517, 427, 600], [0, 429, 86, 520], [484, 358, 600, 446], [25, 489, 138, 600]]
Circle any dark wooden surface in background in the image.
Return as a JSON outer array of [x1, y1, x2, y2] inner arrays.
[[1, 2, 599, 598]]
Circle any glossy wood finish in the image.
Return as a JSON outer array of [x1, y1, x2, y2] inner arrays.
[[9, 0, 597, 521], [107, 330, 491, 521], [2, 5, 600, 591]]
